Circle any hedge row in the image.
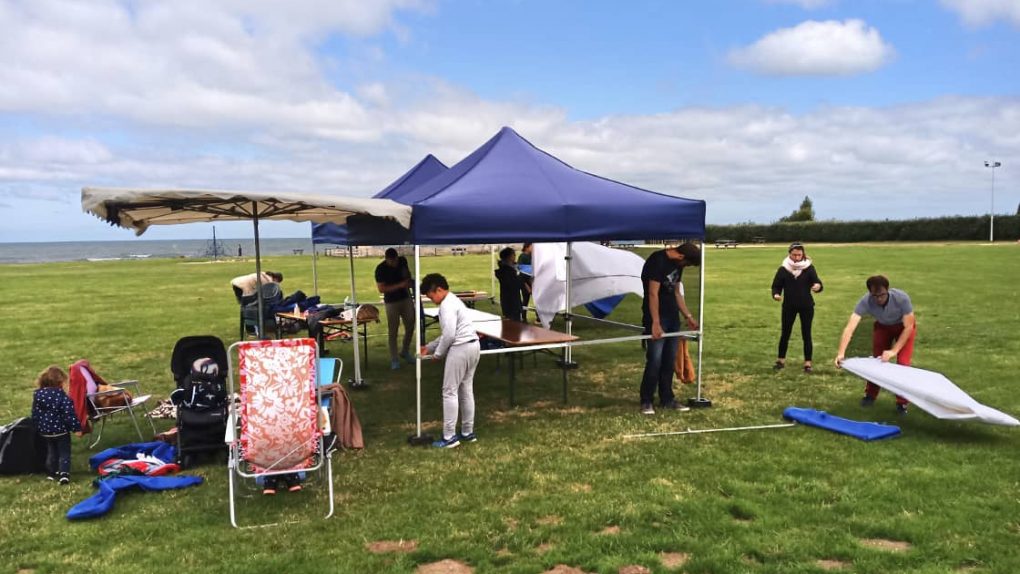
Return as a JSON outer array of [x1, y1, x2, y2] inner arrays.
[[706, 215, 1020, 243]]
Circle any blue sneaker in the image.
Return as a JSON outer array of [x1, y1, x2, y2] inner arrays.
[[432, 435, 460, 449], [457, 432, 478, 443], [390, 359, 401, 370]]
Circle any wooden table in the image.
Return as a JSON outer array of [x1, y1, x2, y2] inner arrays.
[[473, 319, 579, 406], [275, 311, 375, 363]]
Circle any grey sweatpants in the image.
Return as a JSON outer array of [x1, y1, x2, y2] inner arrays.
[[441, 341, 480, 440], [385, 298, 415, 361]]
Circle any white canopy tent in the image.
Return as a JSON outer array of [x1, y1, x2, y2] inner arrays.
[[82, 187, 412, 338]]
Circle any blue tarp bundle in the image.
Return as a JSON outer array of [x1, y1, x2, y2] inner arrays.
[[783, 407, 901, 441], [68, 442, 203, 520]]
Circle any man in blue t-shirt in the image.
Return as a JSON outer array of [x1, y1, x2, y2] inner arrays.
[[639, 242, 701, 415]]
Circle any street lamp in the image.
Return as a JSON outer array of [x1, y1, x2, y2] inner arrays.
[[984, 161, 1001, 242]]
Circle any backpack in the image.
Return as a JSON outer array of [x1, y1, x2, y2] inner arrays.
[[0, 417, 47, 475]]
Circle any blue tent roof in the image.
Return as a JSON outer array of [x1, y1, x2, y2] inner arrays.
[[409, 127, 704, 244], [314, 127, 705, 246], [311, 154, 448, 245]]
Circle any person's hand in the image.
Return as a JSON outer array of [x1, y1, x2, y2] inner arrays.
[[834, 354, 844, 369], [74, 431, 84, 438], [651, 323, 664, 340], [773, 293, 782, 301], [811, 283, 822, 293], [686, 316, 700, 331], [880, 350, 897, 363], [419, 346, 428, 358]]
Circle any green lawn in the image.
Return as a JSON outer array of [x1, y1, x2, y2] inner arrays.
[[1, 243, 1019, 574]]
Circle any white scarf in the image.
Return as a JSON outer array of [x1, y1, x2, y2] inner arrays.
[[782, 256, 811, 278]]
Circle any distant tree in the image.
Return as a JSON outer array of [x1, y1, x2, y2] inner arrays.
[[779, 196, 815, 222]]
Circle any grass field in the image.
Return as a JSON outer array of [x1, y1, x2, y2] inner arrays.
[[1, 243, 1019, 574]]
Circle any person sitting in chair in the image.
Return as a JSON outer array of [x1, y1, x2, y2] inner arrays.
[[231, 271, 283, 306]]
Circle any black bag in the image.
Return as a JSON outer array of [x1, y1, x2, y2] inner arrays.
[[0, 417, 47, 475], [171, 374, 227, 411]]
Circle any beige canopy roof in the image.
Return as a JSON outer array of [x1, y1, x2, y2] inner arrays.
[[81, 187, 412, 235]]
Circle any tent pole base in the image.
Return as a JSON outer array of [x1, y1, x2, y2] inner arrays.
[[407, 433, 434, 447], [555, 359, 579, 370], [348, 377, 369, 390], [687, 397, 713, 408]]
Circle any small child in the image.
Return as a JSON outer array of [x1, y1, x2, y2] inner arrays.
[[420, 273, 480, 448], [31, 366, 81, 484]]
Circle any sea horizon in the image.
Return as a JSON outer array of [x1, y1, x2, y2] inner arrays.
[[0, 237, 316, 264]]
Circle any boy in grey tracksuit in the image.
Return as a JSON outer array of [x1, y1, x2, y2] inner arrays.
[[420, 273, 480, 449]]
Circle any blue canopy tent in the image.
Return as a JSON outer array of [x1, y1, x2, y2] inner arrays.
[[311, 127, 708, 439]]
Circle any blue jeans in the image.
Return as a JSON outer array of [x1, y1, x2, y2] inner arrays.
[[640, 316, 680, 405], [44, 433, 71, 476]]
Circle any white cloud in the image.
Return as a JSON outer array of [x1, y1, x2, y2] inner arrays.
[[941, 0, 1020, 27], [729, 19, 895, 76], [765, 0, 835, 9]]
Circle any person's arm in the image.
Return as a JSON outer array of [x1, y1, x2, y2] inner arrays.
[[426, 304, 457, 359], [834, 313, 863, 368], [881, 312, 915, 362], [648, 279, 663, 339], [771, 269, 784, 301], [809, 266, 823, 293], [676, 286, 699, 331]]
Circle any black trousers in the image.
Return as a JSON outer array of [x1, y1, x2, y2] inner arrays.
[[778, 306, 814, 361], [43, 433, 71, 476]]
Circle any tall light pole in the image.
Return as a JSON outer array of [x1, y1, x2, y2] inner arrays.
[[984, 160, 1001, 243]]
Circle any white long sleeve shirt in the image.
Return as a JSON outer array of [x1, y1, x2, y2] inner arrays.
[[425, 292, 478, 359]]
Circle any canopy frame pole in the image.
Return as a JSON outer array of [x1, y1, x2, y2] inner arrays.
[[623, 422, 795, 440], [407, 245, 433, 446], [348, 245, 364, 387], [556, 242, 578, 370], [690, 240, 710, 408], [252, 203, 265, 339], [311, 239, 319, 297]]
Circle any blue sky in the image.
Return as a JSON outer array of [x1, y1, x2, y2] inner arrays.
[[0, 0, 1017, 242]]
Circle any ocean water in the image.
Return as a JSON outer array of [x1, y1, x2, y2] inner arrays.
[[0, 237, 317, 264]]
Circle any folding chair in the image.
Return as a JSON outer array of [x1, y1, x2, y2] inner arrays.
[[69, 360, 157, 449], [317, 357, 343, 452], [225, 338, 334, 528]]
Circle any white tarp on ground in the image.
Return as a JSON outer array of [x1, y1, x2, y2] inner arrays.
[[841, 357, 1019, 426], [532, 242, 645, 328]]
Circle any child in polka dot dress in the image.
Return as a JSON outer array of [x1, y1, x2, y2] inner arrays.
[[31, 366, 81, 484]]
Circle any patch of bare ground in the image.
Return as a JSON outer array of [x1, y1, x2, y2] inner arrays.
[[598, 525, 621, 535], [536, 542, 555, 554], [488, 409, 537, 423], [658, 552, 689, 569], [618, 566, 651, 574], [569, 482, 592, 493], [503, 517, 519, 530], [415, 559, 474, 574], [542, 566, 591, 574], [650, 477, 674, 487], [495, 547, 513, 558], [536, 515, 563, 526], [365, 539, 418, 554], [732, 517, 754, 525], [859, 538, 912, 552], [816, 559, 850, 570]]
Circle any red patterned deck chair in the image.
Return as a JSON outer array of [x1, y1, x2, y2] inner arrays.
[[225, 338, 334, 528]]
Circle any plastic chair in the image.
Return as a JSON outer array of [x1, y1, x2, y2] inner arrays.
[[69, 360, 157, 449], [225, 338, 334, 528], [239, 282, 282, 340]]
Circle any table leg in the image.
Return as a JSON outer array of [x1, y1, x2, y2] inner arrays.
[[562, 347, 569, 403], [509, 349, 516, 407]]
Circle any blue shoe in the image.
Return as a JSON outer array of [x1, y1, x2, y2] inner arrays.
[[457, 432, 477, 443], [390, 359, 401, 370], [431, 435, 460, 449]]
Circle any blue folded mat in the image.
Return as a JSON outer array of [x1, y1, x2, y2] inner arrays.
[[783, 407, 901, 441]]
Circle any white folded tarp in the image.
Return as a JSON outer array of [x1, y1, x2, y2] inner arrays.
[[841, 358, 1019, 426], [532, 242, 645, 328]]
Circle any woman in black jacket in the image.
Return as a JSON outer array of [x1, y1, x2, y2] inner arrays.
[[771, 242, 823, 373]]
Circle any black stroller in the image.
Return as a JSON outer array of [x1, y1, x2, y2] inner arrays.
[[170, 336, 229, 469]]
